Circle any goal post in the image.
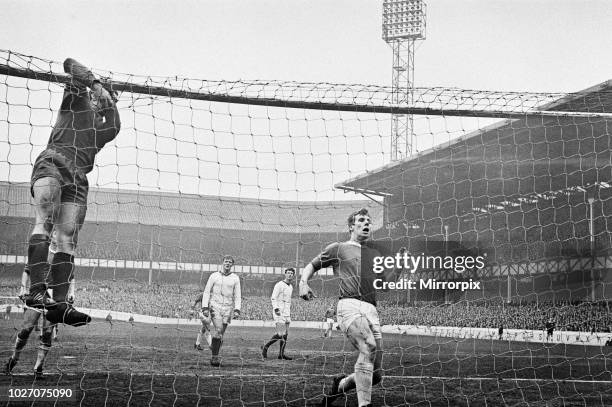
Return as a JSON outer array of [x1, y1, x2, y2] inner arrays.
[[1, 49, 612, 406]]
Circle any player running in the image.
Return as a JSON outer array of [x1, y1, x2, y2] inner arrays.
[[261, 268, 295, 360], [192, 292, 212, 351], [300, 208, 399, 407], [200, 256, 242, 367], [24, 57, 120, 327]]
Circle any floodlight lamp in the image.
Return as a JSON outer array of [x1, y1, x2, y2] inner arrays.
[[382, 0, 426, 42]]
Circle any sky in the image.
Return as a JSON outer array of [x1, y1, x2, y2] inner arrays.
[[1, 0, 611, 201]]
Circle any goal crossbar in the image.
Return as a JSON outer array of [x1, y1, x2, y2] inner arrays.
[[2, 63, 611, 120]]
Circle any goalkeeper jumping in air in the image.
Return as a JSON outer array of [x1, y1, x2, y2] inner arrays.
[[200, 256, 242, 367], [24, 57, 120, 326], [300, 208, 400, 407]]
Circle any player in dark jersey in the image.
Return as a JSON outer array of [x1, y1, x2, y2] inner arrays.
[[25, 58, 120, 327], [300, 208, 398, 407]]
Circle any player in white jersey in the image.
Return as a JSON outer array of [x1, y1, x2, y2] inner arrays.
[[261, 268, 295, 360], [201, 255, 241, 367]]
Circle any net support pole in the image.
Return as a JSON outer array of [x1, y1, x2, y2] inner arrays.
[[507, 274, 511, 303], [588, 197, 596, 301], [148, 232, 154, 286]]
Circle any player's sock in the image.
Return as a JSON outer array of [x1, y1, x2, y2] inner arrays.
[[278, 334, 292, 359], [204, 330, 212, 346], [263, 333, 281, 351], [33, 330, 52, 372], [27, 234, 50, 298], [211, 337, 222, 356], [46, 253, 91, 327], [11, 330, 31, 361], [354, 360, 374, 407], [49, 252, 74, 302]]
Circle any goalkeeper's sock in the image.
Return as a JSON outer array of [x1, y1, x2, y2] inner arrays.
[[11, 331, 30, 361], [49, 252, 74, 303], [354, 360, 374, 407], [211, 337, 222, 356], [34, 329, 52, 372], [27, 234, 50, 297]]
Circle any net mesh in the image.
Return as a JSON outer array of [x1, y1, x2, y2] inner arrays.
[[1, 50, 612, 406]]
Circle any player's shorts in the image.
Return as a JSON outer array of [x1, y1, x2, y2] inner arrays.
[[31, 148, 89, 206], [210, 306, 233, 325], [326, 318, 334, 325], [273, 313, 291, 324], [336, 298, 382, 340]]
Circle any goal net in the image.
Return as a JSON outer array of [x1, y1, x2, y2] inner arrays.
[[1, 49, 612, 406]]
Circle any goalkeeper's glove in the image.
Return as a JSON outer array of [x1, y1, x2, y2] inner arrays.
[[201, 307, 210, 318], [299, 281, 315, 300], [233, 309, 241, 319], [274, 308, 281, 316]]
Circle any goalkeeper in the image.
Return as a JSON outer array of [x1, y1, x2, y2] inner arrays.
[[25, 57, 120, 327], [200, 256, 242, 367], [261, 267, 295, 360]]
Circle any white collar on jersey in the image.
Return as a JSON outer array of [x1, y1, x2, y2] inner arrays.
[[345, 240, 362, 248]]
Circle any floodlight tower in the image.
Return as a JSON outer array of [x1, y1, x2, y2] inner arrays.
[[382, 0, 426, 161]]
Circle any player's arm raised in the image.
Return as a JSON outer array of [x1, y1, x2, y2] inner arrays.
[[64, 58, 115, 104], [96, 101, 121, 140]]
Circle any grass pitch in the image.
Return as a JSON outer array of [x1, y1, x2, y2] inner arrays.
[[1, 316, 611, 406]]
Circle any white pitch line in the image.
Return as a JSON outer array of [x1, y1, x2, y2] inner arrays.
[[7, 372, 611, 384]]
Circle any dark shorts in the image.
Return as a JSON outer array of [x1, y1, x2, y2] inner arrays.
[[30, 149, 89, 205]]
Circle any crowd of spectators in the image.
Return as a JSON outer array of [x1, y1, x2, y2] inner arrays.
[[1, 278, 611, 332]]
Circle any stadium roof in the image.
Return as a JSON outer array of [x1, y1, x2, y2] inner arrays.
[[0, 182, 382, 233], [336, 80, 612, 215]]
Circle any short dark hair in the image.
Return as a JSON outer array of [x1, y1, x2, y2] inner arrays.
[[223, 255, 235, 264], [347, 208, 370, 228], [285, 268, 295, 274]]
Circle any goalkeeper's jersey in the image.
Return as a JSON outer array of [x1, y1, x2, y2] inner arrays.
[[202, 271, 242, 311], [271, 281, 293, 317], [46, 58, 120, 174]]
